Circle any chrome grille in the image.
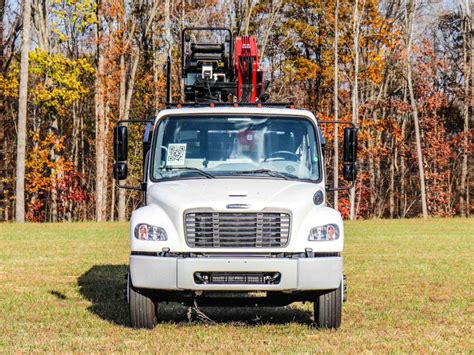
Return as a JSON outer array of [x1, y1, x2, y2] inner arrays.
[[184, 211, 290, 248]]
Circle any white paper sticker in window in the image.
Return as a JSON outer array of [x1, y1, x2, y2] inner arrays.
[[166, 143, 187, 166]]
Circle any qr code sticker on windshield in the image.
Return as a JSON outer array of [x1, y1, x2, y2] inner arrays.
[[166, 143, 187, 166]]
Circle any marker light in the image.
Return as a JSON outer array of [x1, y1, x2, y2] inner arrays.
[[308, 224, 340, 241], [134, 224, 167, 241], [313, 190, 324, 205]]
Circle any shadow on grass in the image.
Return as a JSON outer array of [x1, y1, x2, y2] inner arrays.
[[78, 264, 130, 326], [78, 264, 313, 327]]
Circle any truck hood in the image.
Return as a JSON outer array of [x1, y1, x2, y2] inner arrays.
[[133, 178, 343, 253], [147, 178, 324, 216]]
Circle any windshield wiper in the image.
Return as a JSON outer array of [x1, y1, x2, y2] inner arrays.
[[232, 169, 290, 180], [163, 166, 215, 179]]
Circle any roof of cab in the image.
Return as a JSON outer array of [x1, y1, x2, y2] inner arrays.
[[154, 106, 318, 125]]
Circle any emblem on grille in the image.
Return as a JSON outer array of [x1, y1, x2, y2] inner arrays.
[[226, 203, 250, 209]]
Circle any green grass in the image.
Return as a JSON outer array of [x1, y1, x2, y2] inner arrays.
[[0, 219, 472, 352]]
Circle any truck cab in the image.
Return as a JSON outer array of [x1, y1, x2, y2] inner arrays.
[[114, 105, 357, 329]]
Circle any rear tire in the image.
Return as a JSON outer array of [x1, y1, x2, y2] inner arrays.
[[314, 281, 342, 329], [129, 274, 157, 329]]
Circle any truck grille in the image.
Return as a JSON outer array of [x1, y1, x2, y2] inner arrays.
[[184, 211, 290, 248]]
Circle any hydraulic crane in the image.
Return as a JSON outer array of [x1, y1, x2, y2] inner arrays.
[[179, 27, 268, 104]]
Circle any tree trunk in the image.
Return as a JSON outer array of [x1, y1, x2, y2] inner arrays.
[[470, 0, 473, 216], [405, 0, 428, 218], [95, 7, 106, 222], [368, 131, 376, 216], [79, 112, 85, 220], [110, 180, 115, 221], [0, 0, 5, 70], [350, 0, 360, 220], [460, 15, 469, 217], [164, 0, 172, 60], [0, 0, 5, 220], [460, 3, 472, 217], [102, 100, 110, 219], [333, 0, 339, 211], [400, 114, 408, 217], [152, 16, 160, 113], [389, 143, 396, 218], [15, 0, 31, 223], [95, 100, 105, 222], [31, 0, 49, 52], [117, 54, 126, 220], [50, 121, 58, 222]]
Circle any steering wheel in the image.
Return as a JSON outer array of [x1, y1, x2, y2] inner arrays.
[[266, 151, 300, 162]]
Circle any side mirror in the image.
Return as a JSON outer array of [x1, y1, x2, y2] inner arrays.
[[343, 127, 357, 163], [113, 162, 128, 180], [343, 127, 357, 182], [114, 126, 128, 161]]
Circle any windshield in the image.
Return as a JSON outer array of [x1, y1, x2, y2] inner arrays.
[[151, 115, 321, 182]]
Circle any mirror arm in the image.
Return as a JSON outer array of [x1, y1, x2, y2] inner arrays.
[[318, 120, 356, 129], [116, 183, 146, 191], [326, 179, 356, 192]]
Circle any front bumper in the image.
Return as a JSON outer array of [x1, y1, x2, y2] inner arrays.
[[130, 255, 342, 291]]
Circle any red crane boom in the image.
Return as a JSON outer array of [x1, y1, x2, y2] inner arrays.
[[235, 36, 260, 103]]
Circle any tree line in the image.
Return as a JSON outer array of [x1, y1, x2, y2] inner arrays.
[[0, 0, 472, 222]]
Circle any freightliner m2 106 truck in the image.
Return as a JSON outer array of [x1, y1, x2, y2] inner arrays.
[[113, 28, 358, 329]]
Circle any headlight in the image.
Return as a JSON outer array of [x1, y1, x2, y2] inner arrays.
[[134, 224, 167, 241], [308, 224, 340, 241]]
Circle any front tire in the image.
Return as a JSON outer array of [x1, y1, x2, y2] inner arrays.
[[128, 274, 157, 329], [314, 281, 342, 329]]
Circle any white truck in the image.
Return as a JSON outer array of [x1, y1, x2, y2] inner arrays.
[[112, 28, 358, 329]]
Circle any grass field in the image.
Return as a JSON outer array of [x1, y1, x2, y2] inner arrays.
[[0, 219, 472, 352]]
